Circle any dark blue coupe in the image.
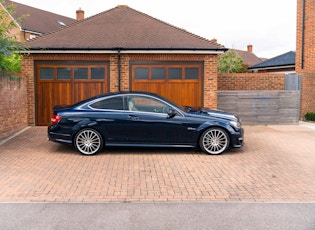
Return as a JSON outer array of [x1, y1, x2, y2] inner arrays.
[[48, 92, 244, 155]]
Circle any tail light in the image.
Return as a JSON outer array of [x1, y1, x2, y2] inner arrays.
[[51, 114, 62, 125]]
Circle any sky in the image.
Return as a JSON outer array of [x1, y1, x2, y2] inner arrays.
[[12, 0, 297, 59]]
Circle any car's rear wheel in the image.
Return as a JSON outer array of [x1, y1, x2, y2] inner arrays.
[[199, 127, 230, 155], [74, 129, 103, 155]]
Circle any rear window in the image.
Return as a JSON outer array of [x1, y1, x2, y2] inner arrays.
[[89, 97, 124, 110]]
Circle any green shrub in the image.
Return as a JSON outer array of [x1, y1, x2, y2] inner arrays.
[[305, 112, 315, 121]]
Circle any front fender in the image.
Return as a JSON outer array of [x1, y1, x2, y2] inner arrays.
[[196, 121, 235, 134]]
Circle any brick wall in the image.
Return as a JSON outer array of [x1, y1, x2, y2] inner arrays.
[[218, 73, 285, 90], [0, 76, 28, 140], [300, 72, 315, 116], [296, 0, 315, 117]]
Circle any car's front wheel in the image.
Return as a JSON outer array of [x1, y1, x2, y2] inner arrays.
[[199, 127, 230, 155], [74, 128, 103, 155]]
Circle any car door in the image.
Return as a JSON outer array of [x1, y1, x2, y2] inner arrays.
[[123, 95, 200, 145], [88, 95, 131, 144]]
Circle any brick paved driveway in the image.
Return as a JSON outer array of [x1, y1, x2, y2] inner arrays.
[[0, 124, 315, 202]]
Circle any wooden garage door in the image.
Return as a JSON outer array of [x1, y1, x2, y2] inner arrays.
[[131, 62, 203, 107], [36, 61, 109, 126]]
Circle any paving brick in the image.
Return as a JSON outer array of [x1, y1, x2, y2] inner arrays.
[[0, 125, 315, 202]]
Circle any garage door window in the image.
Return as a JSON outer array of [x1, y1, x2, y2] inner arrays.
[[74, 68, 88, 80], [57, 68, 71, 80], [168, 68, 182, 80], [40, 68, 54, 80], [133, 65, 200, 81], [135, 68, 149, 80], [185, 68, 199, 80], [152, 68, 165, 80], [91, 68, 105, 80]]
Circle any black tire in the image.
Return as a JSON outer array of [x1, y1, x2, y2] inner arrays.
[[199, 127, 230, 155], [74, 128, 103, 155]]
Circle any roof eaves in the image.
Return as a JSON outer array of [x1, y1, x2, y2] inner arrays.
[[23, 47, 227, 54], [248, 64, 295, 70]]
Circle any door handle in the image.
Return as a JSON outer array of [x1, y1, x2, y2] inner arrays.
[[128, 115, 139, 120]]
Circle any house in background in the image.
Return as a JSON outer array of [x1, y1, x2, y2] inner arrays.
[[0, 0, 76, 41], [231, 44, 265, 67], [21, 5, 226, 126], [248, 51, 295, 74]]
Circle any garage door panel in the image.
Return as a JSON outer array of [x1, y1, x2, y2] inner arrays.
[[132, 81, 167, 95], [36, 62, 109, 126], [132, 63, 202, 108], [166, 82, 200, 107], [73, 82, 107, 103], [37, 82, 72, 126]]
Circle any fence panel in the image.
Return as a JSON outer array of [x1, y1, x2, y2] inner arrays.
[[285, 74, 301, 90], [218, 90, 300, 125]]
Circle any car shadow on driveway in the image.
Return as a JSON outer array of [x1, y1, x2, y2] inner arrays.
[[49, 142, 244, 156]]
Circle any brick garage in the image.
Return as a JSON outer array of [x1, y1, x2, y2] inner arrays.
[[21, 6, 224, 126], [22, 52, 218, 126]]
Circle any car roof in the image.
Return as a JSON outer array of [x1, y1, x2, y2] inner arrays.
[[72, 91, 163, 107]]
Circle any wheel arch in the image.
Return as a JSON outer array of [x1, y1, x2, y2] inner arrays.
[[71, 123, 106, 147], [197, 125, 232, 149]]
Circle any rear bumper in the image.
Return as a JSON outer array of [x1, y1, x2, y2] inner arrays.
[[48, 126, 72, 144]]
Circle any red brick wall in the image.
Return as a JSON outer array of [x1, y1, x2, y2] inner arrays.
[[0, 76, 28, 140], [296, 0, 315, 117], [218, 73, 285, 90], [22, 53, 219, 126], [300, 72, 315, 116]]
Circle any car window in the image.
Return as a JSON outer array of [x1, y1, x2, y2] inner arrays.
[[89, 96, 124, 110], [127, 96, 168, 113]]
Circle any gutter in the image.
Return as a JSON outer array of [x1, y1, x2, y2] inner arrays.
[[248, 65, 295, 71], [118, 48, 121, 91], [20, 47, 227, 54]]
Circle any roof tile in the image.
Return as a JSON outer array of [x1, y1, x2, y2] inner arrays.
[[8, 0, 76, 34], [26, 5, 224, 50]]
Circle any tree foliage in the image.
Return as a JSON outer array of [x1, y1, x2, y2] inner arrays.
[[0, 0, 26, 78], [218, 50, 247, 73]]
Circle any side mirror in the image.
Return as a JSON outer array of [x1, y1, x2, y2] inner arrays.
[[167, 109, 177, 119]]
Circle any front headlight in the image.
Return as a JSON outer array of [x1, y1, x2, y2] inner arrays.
[[230, 120, 241, 130]]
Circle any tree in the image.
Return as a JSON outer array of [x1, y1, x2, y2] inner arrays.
[[218, 50, 246, 73], [0, 0, 26, 78]]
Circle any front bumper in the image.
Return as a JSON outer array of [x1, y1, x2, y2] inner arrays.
[[230, 128, 244, 148]]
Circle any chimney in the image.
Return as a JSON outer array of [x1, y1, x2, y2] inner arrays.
[[247, 44, 253, 53], [210, 38, 218, 44], [76, 8, 84, 21]]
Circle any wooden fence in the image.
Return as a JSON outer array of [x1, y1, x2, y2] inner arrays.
[[217, 90, 301, 125]]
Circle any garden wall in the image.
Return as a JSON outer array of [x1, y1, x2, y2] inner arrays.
[[218, 73, 285, 90], [0, 76, 28, 140], [217, 73, 300, 124]]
